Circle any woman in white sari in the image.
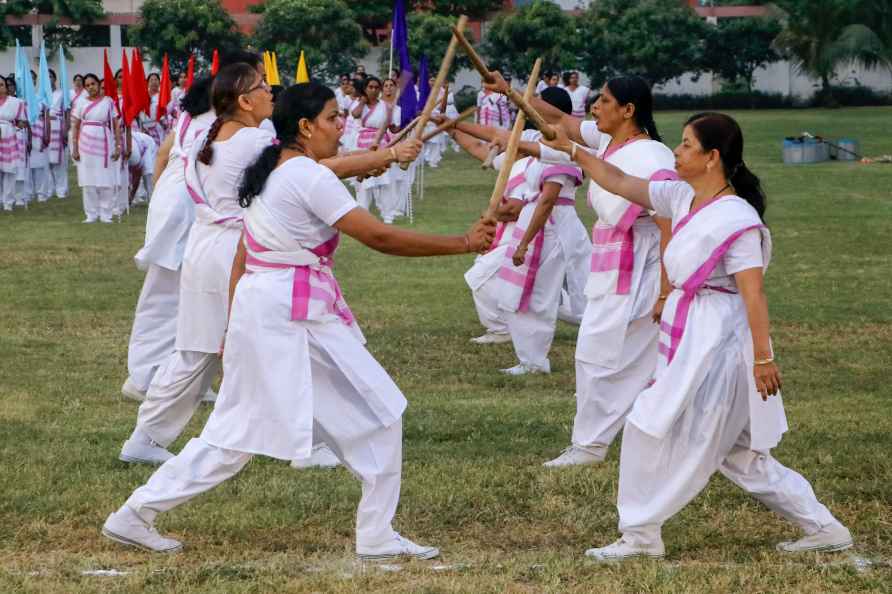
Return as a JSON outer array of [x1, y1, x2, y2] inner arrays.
[[543, 111, 852, 560], [103, 82, 495, 561]]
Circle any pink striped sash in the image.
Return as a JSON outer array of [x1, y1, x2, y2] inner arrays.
[[497, 224, 546, 312], [657, 200, 763, 363], [79, 99, 112, 168], [243, 227, 355, 326]]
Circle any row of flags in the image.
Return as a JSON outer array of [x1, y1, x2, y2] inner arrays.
[[262, 50, 310, 85], [13, 40, 69, 124]]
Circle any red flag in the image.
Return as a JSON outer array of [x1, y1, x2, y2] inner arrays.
[[102, 50, 117, 102], [211, 49, 219, 75], [157, 53, 172, 122], [129, 48, 150, 120], [185, 54, 195, 90], [120, 49, 134, 125]]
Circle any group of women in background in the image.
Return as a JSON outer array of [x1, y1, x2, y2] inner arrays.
[[93, 50, 854, 564]]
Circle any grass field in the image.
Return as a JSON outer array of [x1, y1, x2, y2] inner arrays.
[[1, 107, 891, 593]]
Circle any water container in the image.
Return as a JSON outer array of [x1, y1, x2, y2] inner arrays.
[[816, 140, 831, 161], [783, 139, 804, 164], [836, 138, 860, 161], [802, 138, 823, 163]]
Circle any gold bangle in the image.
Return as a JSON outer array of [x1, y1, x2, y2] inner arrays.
[[754, 357, 775, 366], [657, 295, 668, 302], [389, 147, 398, 162], [570, 142, 578, 161], [463, 234, 471, 253]]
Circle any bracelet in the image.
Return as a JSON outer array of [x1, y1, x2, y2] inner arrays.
[[463, 234, 471, 253], [754, 357, 775, 366], [389, 147, 398, 162], [657, 294, 669, 302], [570, 142, 578, 161]]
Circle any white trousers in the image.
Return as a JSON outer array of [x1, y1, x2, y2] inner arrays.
[[15, 169, 32, 204], [617, 379, 838, 547], [504, 251, 565, 371], [82, 186, 115, 222], [126, 341, 403, 550], [137, 350, 220, 447], [471, 279, 508, 335], [114, 173, 130, 216], [355, 185, 373, 210], [571, 315, 658, 457], [31, 166, 52, 201], [0, 172, 15, 209], [49, 160, 69, 198], [127, 264, 181, 393]]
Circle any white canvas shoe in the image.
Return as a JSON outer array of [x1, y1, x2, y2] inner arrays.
[[776, 522, 853, 553], [543, 445, 603, 468], [290, 443, 341, 469], [201, 388, 217, 404], [500, 363, 549, 376], [470, 332, 511, 345], [121, 378, 146, 402], [119, 429, 174, 466], [102, 506, 183, 553], [585, 537, 665, 562], [357, 534, 440, 562]]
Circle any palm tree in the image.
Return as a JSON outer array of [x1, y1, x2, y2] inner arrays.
[[772, 0, 890, 105]]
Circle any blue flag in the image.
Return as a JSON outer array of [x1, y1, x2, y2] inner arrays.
[[37, 42, 53, 110], [392, 0, 417, 124], [15, 40, 40, 124], [418, 55, 430, 114], [58, 45, 71, 110]]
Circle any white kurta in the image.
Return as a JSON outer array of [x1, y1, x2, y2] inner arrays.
[[73, 96, 117, 188], [176, 126, 274, 353], [613, 183, 838, 548], [203, 156, 407, 460]]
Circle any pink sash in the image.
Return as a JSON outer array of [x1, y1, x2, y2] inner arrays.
[[588, 138, 677, 294], [0, 98, 22, 166], [243, 227, 355, 326], [657, 196, 764, 364], [79, 98, 112, 168], [496, 165, 582, 312], [356, 102, 392, 149]]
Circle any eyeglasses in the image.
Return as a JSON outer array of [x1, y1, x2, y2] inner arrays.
[[243, 79, 271, 96]]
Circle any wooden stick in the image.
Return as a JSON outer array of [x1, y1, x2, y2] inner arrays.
[[399, 14, 468, 170], [420, 106, 476, 142], [451, 26, 556, 141], [484, 58, 542, 219], [385, 115, 421, 148]]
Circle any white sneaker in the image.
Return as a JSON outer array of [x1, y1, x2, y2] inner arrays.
[[290, 443, 341, 469], [119, 429, 174, 466], [777, 522, 853, 553], [543, 445, 603, 468], [470, 332, 511, 345], [201, 388, 217, 404], [585, 537, 665, 562], [102, 505, 183, 553], [357, 533, 440, 562], [82, 218, 97, 224], [500, 363, 549, 376], [121, 378, 146, 402]]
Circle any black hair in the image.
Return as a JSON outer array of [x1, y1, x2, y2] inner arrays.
[[49, 68, 56, 79], [605, 75, 661, 142], [147, 72, 160, 83], [270, 84, 284, 102], [180, 74, 213, 116], [114, 68, 122, 78], [73, 74, 84, 82], [685, 112, 766, 220], [541, 86, 572, 115], [238, 82, 335, 208], [358, 75, 382, 98], [83, 73, 100, 85], [562, 71, 578, 86], [220, 49, 262, 70], [197, 62, 263, 165], [542, 70, 554, 80]]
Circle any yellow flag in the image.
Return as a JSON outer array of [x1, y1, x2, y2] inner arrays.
[[296, 50, 310, 83], [270, 52, 281, 86], [262, 51, 271, 79]]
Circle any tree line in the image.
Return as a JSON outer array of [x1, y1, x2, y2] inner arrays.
[[3, 0, 889, 103]]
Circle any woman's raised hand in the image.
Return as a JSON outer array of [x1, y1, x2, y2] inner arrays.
[[394, 138, 423, 164], [466, 216, 497, 253], [540, 123, 574, 155]]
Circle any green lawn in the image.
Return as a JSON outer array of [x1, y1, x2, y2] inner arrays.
[[1, 107, 890, 593]]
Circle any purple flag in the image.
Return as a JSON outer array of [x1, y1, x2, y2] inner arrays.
[[418, 55, 430, 113], [393, 0, 417, 123]]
